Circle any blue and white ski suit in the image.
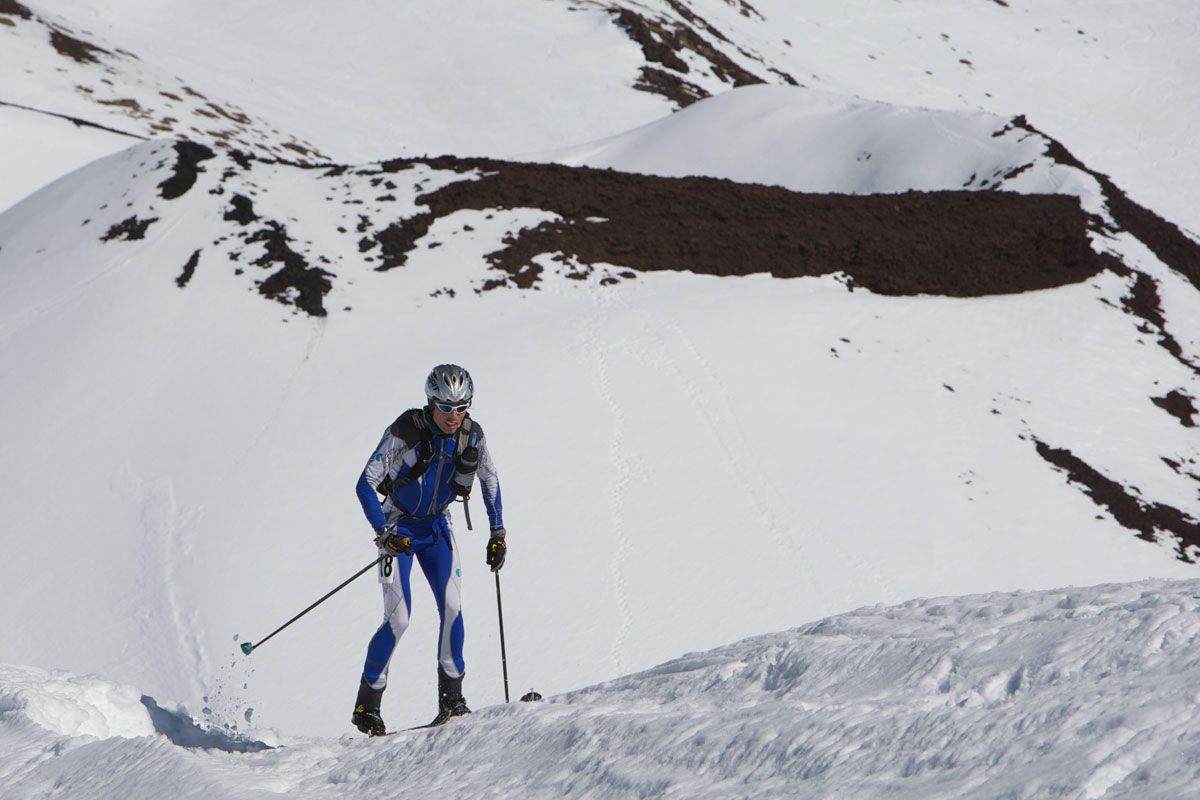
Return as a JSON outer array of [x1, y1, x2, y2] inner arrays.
[[355, 408, 503, 690]]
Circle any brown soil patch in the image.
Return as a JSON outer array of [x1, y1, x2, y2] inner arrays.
[[49, 27, 109, 64], [97, 97, 144, 115], [0, 0, 31, 19], [374, 156, 1112, 297], [635, 66, 709, 108]]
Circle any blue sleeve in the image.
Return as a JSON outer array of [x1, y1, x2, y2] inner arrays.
[[356, 472, 387, 530], [357, 429, 408, 531]]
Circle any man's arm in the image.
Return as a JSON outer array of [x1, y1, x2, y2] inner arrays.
[[355, 429, 414, 530], [476, 435, 504, 532]]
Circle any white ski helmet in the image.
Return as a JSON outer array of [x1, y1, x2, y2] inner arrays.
[[425, 364, 474, 406]]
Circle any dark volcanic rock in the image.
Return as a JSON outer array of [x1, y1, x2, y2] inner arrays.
[[246, 221, 334, 316], [1120, 270, 1198, 375], [609, 3, 777, 109], [376, 156, 1112, 297], [176, 249, 200, 287], [49, 28, 110, 64], [224, 194, 258, 225], [101, 215, 159, 242], [1013, 116, 1200, 288], [1152, 390, 1198, 428], [0, 0, 32, 19], [635, 66, 709, 108], [1035, 438, 1200, 562], [159, 141, 216, 200]]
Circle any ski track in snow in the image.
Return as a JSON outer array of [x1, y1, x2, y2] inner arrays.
[[224, 318, 326, 480], [140, 475, 207, 703], [617, 288, 854, 602], [587, 287, 635, 677]]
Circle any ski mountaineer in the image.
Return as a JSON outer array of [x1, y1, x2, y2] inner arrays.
[[351, 364, 507, 735]]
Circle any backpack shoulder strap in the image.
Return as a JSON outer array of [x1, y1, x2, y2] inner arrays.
[[377, 408, 435, 498], [457, 416, 481, 450], [389, 407, 430, 443]]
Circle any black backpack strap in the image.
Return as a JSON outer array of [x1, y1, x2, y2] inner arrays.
[[451, 417, 480, 529], [376, 408, 435, 500]]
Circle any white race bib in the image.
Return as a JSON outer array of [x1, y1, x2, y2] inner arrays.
[[378, 555, 396, 584]]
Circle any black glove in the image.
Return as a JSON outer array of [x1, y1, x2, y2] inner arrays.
[[375, 527, 412, 556], [486, 528, 507, 572]]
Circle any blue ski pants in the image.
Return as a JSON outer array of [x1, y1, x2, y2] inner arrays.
[[361, 514, 465, 689]]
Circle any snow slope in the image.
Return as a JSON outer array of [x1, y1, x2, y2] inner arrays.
[[2, 0, 1200, 794], [1, 117, 1197, 739], [5, 579, 1200, 798], [0, 104, 138, 213], [541, 84, 1082, 196]]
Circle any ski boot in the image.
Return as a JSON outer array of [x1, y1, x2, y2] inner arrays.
[[352, 677, 387, 736], [427, 666, 471, 727]]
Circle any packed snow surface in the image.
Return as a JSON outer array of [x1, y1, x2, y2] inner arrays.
[[4, 579, 1200, 799]]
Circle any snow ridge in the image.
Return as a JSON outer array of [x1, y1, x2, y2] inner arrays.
[[5, 580, 1200, 798]]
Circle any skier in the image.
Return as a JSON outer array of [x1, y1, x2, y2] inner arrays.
[[351, 364, 507, 735]]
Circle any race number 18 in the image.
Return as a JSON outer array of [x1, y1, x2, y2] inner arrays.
[[378, 555, 396, 584]]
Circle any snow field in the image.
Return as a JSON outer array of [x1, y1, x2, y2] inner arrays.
[[5, 578, 1200, 798]]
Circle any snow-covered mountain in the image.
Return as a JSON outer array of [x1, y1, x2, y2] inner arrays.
[[2, 0, 1200, 796], [6, 0, 1200, 227]]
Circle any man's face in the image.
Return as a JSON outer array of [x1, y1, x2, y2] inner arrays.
[[431, 401, 469, 434]]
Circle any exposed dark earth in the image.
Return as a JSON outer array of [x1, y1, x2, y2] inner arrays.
[[371, 155, 1110, 298], [1036, 439, 1200, 562]]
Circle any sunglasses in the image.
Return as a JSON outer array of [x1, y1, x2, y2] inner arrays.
[[434, 401, 471, 414]]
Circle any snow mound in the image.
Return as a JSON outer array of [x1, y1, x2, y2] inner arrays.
[[5, 580, 1200, 798], [0, 664, 153, 739], [538, 84, 1084, 198], [540, 578, 1200, 797]]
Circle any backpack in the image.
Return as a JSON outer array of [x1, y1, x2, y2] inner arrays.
[[375, 407, 483, 528]]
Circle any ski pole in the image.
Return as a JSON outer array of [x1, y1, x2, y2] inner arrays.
[[240, 556, 383, 656], [495, 571, 510, 703]]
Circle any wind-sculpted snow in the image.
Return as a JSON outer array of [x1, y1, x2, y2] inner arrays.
[[0, 664, 155, 739], [5, 580, 1200, 798]]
